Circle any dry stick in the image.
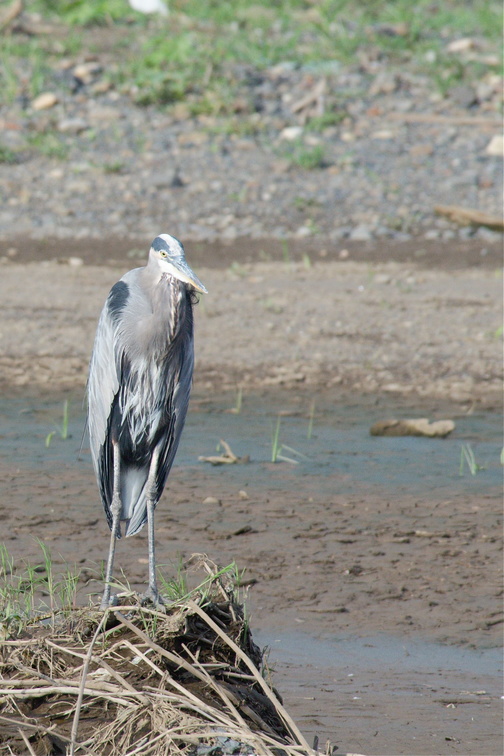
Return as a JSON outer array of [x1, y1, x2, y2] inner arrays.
[[118, 634, 248, 733], [179, 641, 251, 731], [69, 611, 109, 756], [386, 112, 500, 127], [45, 639, 141, 695], [123, 730, 173, 756], [2, 685, 134, 703], [18, 728, 37, 756], [187, 599, 314, 754], [112, 611, 211, 684], [119, 638, 235, 724]]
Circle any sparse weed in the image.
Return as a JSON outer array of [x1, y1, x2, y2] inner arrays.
[[228, 386, 243, 414], [305, 111, 346, 132], [281, 239, 290, 265], [307, 400, 316, 439], [28, 132, 70, 161], [271, 416, 282, 463], [459, 443, 485, 476], [45, 399, 70, 447], [229, 261, 248, 277], [281, 140, 326, 170], [0, 542, 80, 635], [271, 416, 307, 464], [102, 160, 124, 174], [0, 144, 18, 164]]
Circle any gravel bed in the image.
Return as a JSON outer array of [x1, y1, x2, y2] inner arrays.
[[0, 40, 502, 245]]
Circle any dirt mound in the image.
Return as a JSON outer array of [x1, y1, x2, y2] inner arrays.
[[0, 560, 319, 756]]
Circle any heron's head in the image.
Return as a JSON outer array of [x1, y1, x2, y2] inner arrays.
[[149, 234, 208, 294]]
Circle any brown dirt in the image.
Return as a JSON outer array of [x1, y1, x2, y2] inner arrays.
[[0, 238, 502, 755]]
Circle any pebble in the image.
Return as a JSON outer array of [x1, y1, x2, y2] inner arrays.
[[67, 257, 84, 267], [446, 37, 475, 54], [58, 117, 89, 134], [349, 225, 373, 241], [32, 92, 58, 110], [73, 62, 102, 83], [485, 135, 503, 157], [202, 496, 221, 506], [280, 126, 303, 141]]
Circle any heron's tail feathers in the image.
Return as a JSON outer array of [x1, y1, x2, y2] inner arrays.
[[120, 466, 149, 537]]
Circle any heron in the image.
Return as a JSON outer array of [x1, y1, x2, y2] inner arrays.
[[87, 234, 207, 609]]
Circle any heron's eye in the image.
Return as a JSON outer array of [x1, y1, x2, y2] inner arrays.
[[160, 250, 167, 258]]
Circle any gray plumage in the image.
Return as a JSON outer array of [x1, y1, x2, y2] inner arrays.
[[87, 233, 207, 608]]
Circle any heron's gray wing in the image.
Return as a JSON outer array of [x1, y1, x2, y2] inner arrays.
[[87, 281, 128, 523]]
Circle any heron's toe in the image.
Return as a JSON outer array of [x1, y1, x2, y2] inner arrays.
[[140, 587, 166, 611], [100, 593, 119, 610]]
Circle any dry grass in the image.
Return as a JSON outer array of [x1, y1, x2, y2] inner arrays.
[[0, 557, 324, 756]]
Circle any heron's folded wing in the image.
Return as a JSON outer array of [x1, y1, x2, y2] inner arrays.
[[87, 301, 121, 479]]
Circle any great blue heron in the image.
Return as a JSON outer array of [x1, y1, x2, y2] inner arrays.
[[87, 234, 207, 609]]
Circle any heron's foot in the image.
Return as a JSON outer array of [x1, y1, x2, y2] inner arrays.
[[100, 590, 119, 611], [140, 585, 166, 611]]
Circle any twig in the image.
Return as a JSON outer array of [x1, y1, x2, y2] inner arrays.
[[69, 610, 109, 756], [18, 728, 37, 756], [0, 0, 23, 33], [434, 204, 503, 231], [386, 112, 500, 127]]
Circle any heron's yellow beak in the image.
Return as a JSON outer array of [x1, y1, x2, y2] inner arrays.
[[167, 258, 208, 294]]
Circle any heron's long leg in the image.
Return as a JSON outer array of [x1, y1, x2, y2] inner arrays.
[[100, 440, 121, 610], [142, 444, 164, 607]]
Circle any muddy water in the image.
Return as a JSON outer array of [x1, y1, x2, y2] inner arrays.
[[256, 631, 503, 756], [0, 389, 502, 755]]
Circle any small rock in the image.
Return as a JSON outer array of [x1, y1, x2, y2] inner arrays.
[[485, 135, 503, 157], [448, 85, 478, 108], [369, 73, 398, 96], [32, 92, 58, 110], [350, 225, 373, 241], [295, 225, 312, 238], [73, 62, 102, 84], [238, 490, 249, 500], [202, 496, 221, 506], [446, 37, 476, 54], [67, 257, 84, 267], [280, 126, 303, 141], [409, 144, 434, 158], [340, 131, 356, 142], [90, 80, 113, 95], [58, 117, 89, 134], [374, 273, 391, 284], [371, 129, 395, 140]]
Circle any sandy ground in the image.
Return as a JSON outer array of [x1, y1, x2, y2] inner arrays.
[[0, 237, 502, 755]]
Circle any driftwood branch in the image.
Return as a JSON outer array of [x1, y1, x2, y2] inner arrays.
[[434, 204, 503, 231]]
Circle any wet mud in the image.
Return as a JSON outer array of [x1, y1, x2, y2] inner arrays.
[[0, 389, 501, 755]]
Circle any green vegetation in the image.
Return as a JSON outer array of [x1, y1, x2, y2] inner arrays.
[[271, 415, 308, 464], [459, 442, 485, 476], [281, 140, 327, 170], [0, 541, 80, 635], [0, 144, 18, 164], [1, 1, 499, 112], [28, 132, 70, 161], [45, 399, 70, 447], [0, 543, 245, 639]]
